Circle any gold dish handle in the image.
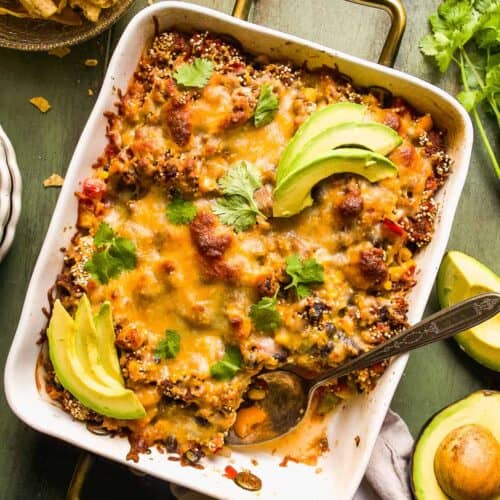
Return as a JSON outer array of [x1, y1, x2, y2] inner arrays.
[[232, 0, 406, 68], [67, 1, 406, 498]]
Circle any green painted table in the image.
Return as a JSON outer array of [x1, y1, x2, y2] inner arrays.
[[0, 1, 498, 498]]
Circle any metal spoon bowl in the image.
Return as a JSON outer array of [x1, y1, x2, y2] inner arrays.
[[226, 292, 500, 446]]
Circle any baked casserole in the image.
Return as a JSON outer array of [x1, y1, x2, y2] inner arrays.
[[40, 30, 452, 464]]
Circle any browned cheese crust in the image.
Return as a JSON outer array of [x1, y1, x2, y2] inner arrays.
[[44, 31, 451, 462]]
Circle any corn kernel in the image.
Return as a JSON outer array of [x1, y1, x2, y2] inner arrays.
[[389, 266, 404, 281], [383, 280, 392, 291], [399, 247, 412, 263], [98, 170, 109, 180], [303, 87, 318, 102]]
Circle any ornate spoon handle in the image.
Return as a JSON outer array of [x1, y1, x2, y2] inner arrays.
[[312, 292, 500, 391]]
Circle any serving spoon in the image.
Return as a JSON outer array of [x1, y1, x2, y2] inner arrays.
[[226, 292, 500, 446]]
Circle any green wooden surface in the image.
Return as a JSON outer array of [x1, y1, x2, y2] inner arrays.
[[0, 0, 498, 498]]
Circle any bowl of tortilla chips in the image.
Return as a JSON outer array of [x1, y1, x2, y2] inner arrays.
[[0, 0, 134, 50]]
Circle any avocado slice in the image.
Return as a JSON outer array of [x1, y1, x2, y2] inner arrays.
[[47, 300, 145, 419], [287, 122, 402, 175], [437, 251, 500, 372], [412, 391, 500, 500], [276, 102, 367, 183], [273, 147, 398, 217], [74, 295, 123, 389], [95, 302, 124, 385]]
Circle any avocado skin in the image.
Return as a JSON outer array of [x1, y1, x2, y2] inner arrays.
[[47, 299, 145, 420], [276, 102, 367, 183], [273, 147, 398, 217], [437, 251, 500, 372], [411, 391, 500, 500]]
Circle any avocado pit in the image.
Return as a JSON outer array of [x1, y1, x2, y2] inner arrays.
[[434, 424, 500, 500]]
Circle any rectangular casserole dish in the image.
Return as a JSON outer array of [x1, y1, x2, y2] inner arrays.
[[4, 2, 473, 499]]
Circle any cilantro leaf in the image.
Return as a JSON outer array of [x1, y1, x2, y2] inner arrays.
[[210, 345, 243, 380], [173, 58, 214, 88], [167, 196, 197, 224], [84, 222, 137, 284], [212, 161, 266, 232], [249, 295, 281, 332], [254, 83, 279, 128], [284, 254, 324, 299], [420, 0, 500, 178], [154, 330, 181, 360], [213, 196, 259, 232], [94, 222, 114, 246]]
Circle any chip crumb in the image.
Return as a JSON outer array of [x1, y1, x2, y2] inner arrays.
[[84, 58, 99, 67], [48, 46, 71, 58], [315, 467, 323, 474], [88, 88, 94, 96], [43, 173, 64, 188], [251, 458, 258, 466], [30, 97, 51, 113], [354, 435, 361, 447], [147, 0, 154, 4]]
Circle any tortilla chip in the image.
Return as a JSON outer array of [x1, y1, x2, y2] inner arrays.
[[84, 58, 98, 67], [48, 46, 71, 58], [18, 0, 57, 18], [0, 4, 30, 17], [43, 173, 64, 187], [30, 97, 51, 113], [49, 6, 81, 24], [69, 0, 99, 21]]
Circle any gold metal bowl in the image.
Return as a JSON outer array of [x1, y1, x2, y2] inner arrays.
[[0, 0, 135, 51]]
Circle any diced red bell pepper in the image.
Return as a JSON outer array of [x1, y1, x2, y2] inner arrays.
[[382, 218, 405, 237], [224, 465, 238, 480]]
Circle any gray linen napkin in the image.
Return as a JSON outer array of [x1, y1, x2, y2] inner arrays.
[[170, 410, 414, 500]]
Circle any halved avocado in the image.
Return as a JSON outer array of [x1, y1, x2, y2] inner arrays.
[[74, 295, 123, 389], [412, 391, 500, 500], [273, 147, 398, 217], [95, 302, 124, 385], [47, 300, 145, 419], [276, 102, 367, 183], [437, 251, 500, 372], [287, 122, 402, 175]]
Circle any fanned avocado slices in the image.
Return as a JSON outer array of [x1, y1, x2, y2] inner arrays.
[[273, 147, 398, 217], [276, 102, 367, 183], [47, 298, 145, 420], [288, 121, 401, 174]]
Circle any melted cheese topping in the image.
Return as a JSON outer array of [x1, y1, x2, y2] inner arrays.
[[47, 30, 451, 460]]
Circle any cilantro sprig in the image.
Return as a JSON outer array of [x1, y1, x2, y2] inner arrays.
[[167, 196, 197, 225], [254, 83, 279, 128], [154, 330, 181, 360], [210, 345, 243, 380], [173, 58, 214, 88], [284, 254, 324, 299], [420, 0, 500, 178], [84, 222, 137, 284], [212, 161, 266, 232], [249, 294, 282, 332]]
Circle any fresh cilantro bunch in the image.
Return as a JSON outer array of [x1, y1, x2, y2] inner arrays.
[[254, 83, 279, 128], [210, 345, 243, 380], [167, 196, 197, 224], [249, 294, 282, 332], [420, 0, 500, 178], [213, 161, 267, 232], [173, 58, 214, 88], [84, 222, 137, 284], [154, 330, 181, 360], [284, 254, 325, 299]]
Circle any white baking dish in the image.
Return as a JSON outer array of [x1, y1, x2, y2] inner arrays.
[[4, 2, 473, 499]]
